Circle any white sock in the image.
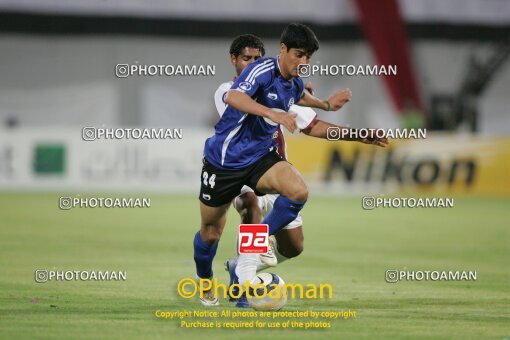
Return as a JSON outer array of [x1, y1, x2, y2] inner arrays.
[[256, 260, 268, 272], [235, 253, 259, 287]]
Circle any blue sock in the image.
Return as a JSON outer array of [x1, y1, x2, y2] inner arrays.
[[262, 196, 306, 235], [193, 231, 218, 279]]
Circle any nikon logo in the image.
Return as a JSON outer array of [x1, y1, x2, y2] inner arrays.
[[325, 149, 476, 186]]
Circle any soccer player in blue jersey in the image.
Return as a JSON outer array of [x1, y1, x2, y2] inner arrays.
[[194, 24, 388, 307], [215, 34, 315, 301], [215, 35, 316, 270]]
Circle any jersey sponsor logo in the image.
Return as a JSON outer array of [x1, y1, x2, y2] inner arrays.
[[238, 82, 252, 92], [288, 97, 295, 108], [202, 194, 211, 201], [268, 93, 278, 100], [238, 224, 269, 254]]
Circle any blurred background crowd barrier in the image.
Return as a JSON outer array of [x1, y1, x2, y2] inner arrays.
[[0, 0, 508, 194]]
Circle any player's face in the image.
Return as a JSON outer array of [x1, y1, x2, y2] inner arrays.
[[279, 44, 311, 79], [231, 47, 263, 76]]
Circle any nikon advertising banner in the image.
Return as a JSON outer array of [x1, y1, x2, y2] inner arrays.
[[284, 133, 510, 195]]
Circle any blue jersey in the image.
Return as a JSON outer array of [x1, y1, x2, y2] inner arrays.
[[204, 57, 304, 169]]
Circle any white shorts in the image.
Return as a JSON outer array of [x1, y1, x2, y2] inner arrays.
[[235, 185, 303, 229]]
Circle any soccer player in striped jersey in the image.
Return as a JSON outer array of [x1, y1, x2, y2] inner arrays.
[[214, 34, 317, 302], [194, 24, 388, 307]]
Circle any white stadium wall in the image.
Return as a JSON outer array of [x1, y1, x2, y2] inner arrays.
[[0, 0, 508, 24], [0, 128, 207, 192], [0, 35, 509, 135]]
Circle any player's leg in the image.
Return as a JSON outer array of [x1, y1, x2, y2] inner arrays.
[[227, 194, 287, 281], [273, 226, 304, 260], [233, 189, 263, 224], [260, 194, 304, 264], [195, 202, 229, 277], [193, 202, 229, 306], [255, 161, 308, 236], [234, 192, 277, 263], [194, 157, 245, 306], [235, 161, 308, 299], [230, 222, 302, 285], [226, 189, 277, 303], [234, 191, 278, 269], [225, 188, 261, 302]]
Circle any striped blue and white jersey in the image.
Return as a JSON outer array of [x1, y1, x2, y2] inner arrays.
[[204, 57, 305, 169]]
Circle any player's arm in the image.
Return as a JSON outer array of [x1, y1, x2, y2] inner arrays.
[[298, 88, 352, 111], [225, 90, 298, 132], [302, 119, 389, 147], [304, 82, 315, 95]]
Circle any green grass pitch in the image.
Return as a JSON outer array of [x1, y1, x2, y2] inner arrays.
[[0, 193, 509, 339]]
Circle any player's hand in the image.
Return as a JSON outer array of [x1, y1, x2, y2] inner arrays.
[[268, 110, 298, 133], [327, 88, 352, 111], [304, 82, 315, 96], [359, 129, 389, 148]]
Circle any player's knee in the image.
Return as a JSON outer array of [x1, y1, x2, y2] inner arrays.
[[200, 224, 222, 244], [239, 193, 260, 212], [202, 232, 221, 244], [278, 235, 304, 258], [290, 239, 304, 258], [281, 244, 303, 258], [236, 193, 262, 223], [288, 184, 309, 202]]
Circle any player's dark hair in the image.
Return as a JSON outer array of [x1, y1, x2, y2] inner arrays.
[[229, 34, 266, 57], [280, 23, 319, 54]]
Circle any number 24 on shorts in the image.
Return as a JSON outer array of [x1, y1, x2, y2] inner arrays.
[[202, 171, 216, 188]]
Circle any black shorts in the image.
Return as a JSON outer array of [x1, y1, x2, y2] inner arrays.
[[199, 149, 283, 207]]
